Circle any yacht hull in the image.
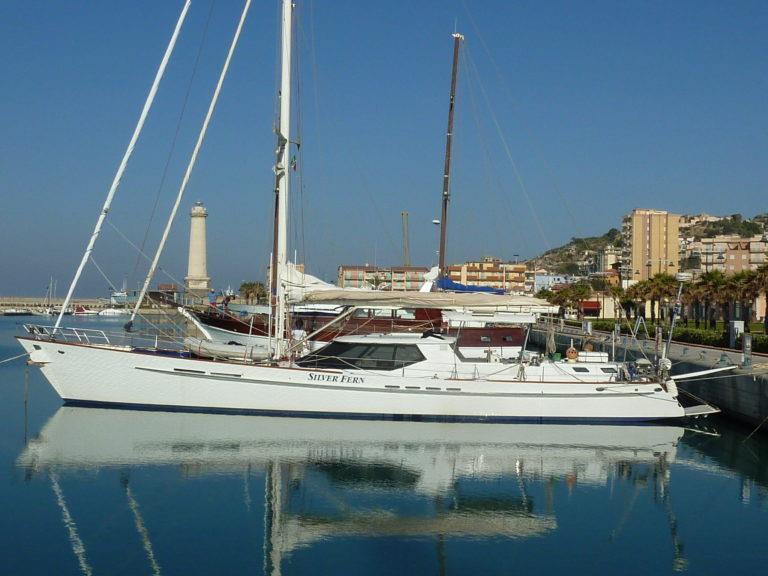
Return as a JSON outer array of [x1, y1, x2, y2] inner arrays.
[[19, 336, 688, 421]]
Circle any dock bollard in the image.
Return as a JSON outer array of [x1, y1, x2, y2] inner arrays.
[[742, 333, 752, 369]]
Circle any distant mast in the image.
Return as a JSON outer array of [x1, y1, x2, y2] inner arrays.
[[437, 32, 464, 279], [270, 0, 293, 357]]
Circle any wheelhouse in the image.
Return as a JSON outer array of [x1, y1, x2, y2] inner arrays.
[[296, 339, 426, 371]]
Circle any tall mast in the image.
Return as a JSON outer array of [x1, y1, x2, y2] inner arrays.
[[52, 0, 191, 333], [437, 33, 463, 278], [270, 0, 293, 357]]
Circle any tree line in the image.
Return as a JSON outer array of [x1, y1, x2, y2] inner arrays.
[[537, 264, 768, 333]]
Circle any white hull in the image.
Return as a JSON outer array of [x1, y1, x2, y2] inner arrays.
[[98, 308, 128, 317], [20, 336, 689, 421]]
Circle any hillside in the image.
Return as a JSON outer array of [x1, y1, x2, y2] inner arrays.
[[683, 214, 765, 239], [532, 228, 621, 275]]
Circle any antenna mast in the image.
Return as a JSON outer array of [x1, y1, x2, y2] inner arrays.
[[437, 33, 463, 278]]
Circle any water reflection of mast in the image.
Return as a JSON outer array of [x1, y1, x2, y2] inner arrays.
[[264, 462, 284, 576], [121, 473, 163, 576], [49, 473, 93, 576]]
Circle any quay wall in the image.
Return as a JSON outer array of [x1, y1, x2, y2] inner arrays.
[[0, 297, 168, 315], [530, 324, 768, 430]]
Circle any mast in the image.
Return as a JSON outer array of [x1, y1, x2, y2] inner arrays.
[[52, 0, 191, 334], [126, 0, 252, 329], [270, 0, 293, 357], [437, 32, 463, 278]]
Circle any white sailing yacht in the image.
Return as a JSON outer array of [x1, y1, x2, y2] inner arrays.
[[17, 0, 721, 422]]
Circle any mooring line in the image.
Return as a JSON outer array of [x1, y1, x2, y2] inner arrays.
[[0, 352, 29, 366]]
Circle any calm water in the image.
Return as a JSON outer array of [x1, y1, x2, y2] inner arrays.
[[1, 316, 767, 575]]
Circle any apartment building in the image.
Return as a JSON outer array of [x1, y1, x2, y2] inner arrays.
[[337, 265, 428, 291], [621, 209, 680, 283], [446, 256, 527, 292], [681, 235, 768, 275]]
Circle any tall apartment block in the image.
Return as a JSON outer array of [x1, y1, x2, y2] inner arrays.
[[621, 209, 680, 283]]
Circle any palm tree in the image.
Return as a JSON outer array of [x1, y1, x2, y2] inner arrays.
[[627, 280, 650, 320], [649, 273, 678, 324], [609, 285, 625, 319], [731, 270, 757, 327], [239, 281, 267, 304], [685, 281, 704, 328], [752, 264, 768, 334], [695, 270, 727, 330], [569, 282, 592, 319]]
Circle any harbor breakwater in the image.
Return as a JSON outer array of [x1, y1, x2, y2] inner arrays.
[[530, 323, 768, 430]]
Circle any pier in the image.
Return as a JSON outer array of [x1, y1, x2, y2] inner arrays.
[[0, 296, 169, 315]]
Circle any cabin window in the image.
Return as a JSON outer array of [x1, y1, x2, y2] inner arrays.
[[296, 342, 425, 371], [352, 308, 372, 319], [393, 309, 416, 320], [502, 336, 515, 342], [480, 335, 491, 343], [572, 367, 589, 373], [601, 367, 618, 374]]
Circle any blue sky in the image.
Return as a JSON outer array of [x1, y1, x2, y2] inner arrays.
[[1, 0, 766, 296]]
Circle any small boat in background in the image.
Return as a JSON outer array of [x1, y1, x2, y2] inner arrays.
[[98, 308, 129, 317], [73, 305, 99, 316], [2, 308, 33, 317]]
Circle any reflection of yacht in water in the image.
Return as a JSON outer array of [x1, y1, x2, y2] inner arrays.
[[20, 407, 683, 489], [18, 408, 688, 571]]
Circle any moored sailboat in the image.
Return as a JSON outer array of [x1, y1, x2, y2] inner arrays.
[[17, 0, 720, 422]]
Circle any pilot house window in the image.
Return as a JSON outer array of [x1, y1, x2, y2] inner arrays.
[[296, 342, 425, 371]]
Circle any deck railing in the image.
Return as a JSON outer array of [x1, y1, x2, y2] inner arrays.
[[23, 324, 111, 345]]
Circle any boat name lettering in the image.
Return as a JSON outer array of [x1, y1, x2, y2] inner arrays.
[[308, 373, 365, 384]]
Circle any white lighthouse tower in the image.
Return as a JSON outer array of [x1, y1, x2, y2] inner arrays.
[[186, 201, 211, 296]]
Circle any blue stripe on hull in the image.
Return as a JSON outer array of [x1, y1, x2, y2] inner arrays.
[[63, 399, 669, 424]]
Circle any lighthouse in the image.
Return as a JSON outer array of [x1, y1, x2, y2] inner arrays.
[[186, 201, 211, 296]]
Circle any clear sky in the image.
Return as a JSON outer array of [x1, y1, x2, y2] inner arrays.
[[1, 0, 766, 296]]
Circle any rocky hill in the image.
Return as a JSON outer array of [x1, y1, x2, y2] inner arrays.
[[531, 228, 621, 275], [682, 214, 765, 239]]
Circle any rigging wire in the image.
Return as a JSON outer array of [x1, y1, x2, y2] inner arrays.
[[460, 0, 605, 257], [53, 0, 192, 334], [305, 0, 335, 278], [89, 256, 118, 293], [106, 220, 203, 303], [129, 0, 218, 284], [462, 45, 551, 251], [459, 44, 532, 259], [128, 0, 253, 325], [294, 4, 308, 272]]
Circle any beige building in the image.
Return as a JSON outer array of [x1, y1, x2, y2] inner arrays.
[[446, 257, 527, 292], [687, 235, 768, 275], [337, 265, 428, 291], [621, 209, 680, 283]]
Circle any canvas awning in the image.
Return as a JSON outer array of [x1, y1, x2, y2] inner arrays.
[[299, 290, 557, 313]]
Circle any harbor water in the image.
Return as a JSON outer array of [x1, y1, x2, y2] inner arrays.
[[1, 316, 767, 575]]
